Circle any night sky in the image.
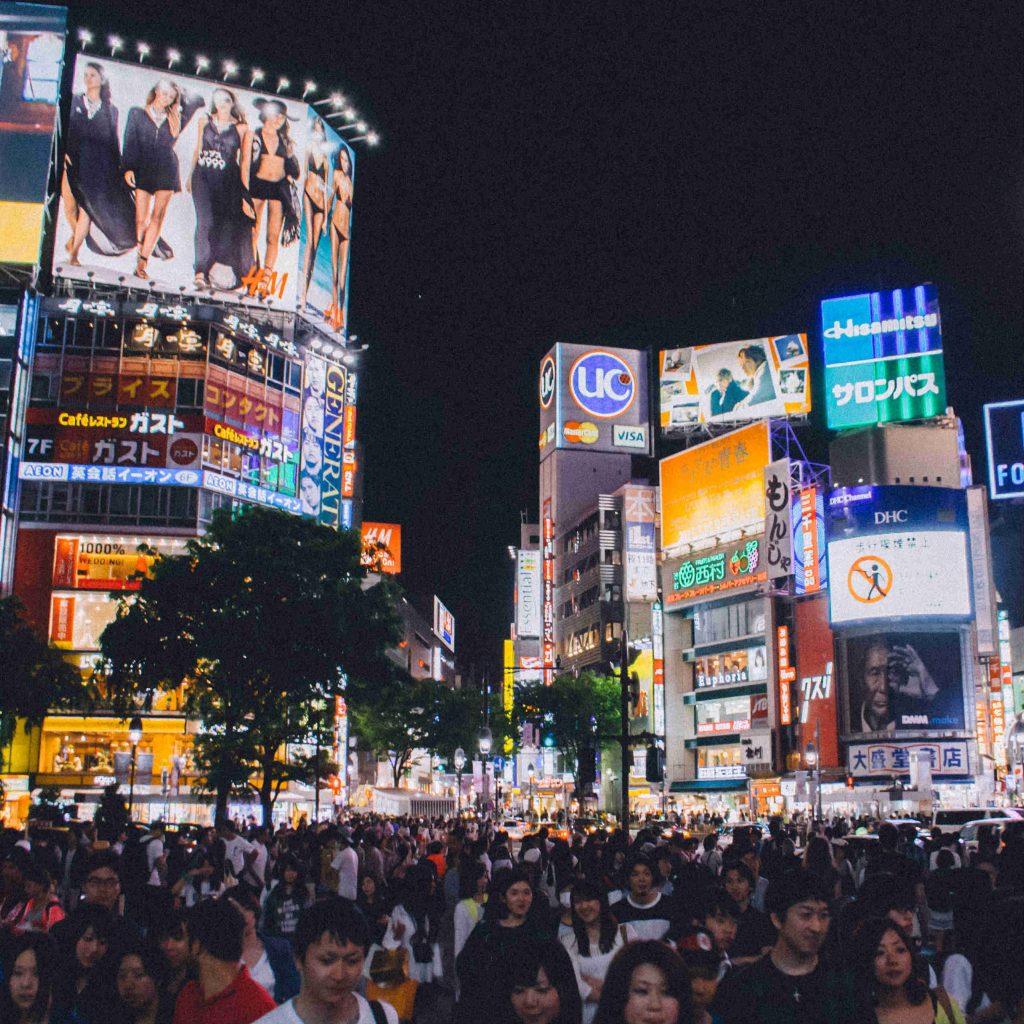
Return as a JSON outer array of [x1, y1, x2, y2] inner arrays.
[[68, 1, 1023, 672]]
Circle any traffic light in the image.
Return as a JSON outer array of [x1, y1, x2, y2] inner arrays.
[[542, 728, 556, 748], [645, 745, 664, 783]]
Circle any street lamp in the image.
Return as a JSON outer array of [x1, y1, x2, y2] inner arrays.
[[454, 747, 466, 814], [127, 716, 143, 818], [527, 763, 536, 818], [479, 727, 492, 818]]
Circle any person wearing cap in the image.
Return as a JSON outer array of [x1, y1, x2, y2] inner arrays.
[[713, 871, 858, 1024], [676, 928, 723, 1024]]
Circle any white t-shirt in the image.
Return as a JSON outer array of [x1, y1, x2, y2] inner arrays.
[[222, 834, 256, 876], [331, 845, 359, 901], [254, 993, 399, 1024], [145, 837, 164, 872]]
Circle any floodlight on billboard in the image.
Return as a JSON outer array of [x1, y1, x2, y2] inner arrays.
[[820, 284, 946, 430], [659, 420, 771, 553], [659, 334, 810, 436], [52, 55, 354, 318], [360, 522, 401, 574], [826, 486, 971, 626], [0, 3, 67, 264], [433, 596, 455, 653]]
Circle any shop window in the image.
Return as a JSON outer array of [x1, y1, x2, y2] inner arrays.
[[176, 378, 204, 408], [108, 485, 133, 518], [95, 319, 122, 351], [30, 372, 55, 403], [286, 361, 302, 394]]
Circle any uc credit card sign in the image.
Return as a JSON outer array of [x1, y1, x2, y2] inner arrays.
[[821, 284, 946, 430], [538, 344, 650, 458]]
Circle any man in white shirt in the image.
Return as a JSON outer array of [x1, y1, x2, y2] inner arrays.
[[254, 899, 398, 1024], [331, 830, 359, 902], [217, 818, 257, 878]]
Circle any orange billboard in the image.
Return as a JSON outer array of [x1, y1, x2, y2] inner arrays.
[[52, 535, 188, 591], [660, 420, 771, 551], [361, 522, 402, 574]]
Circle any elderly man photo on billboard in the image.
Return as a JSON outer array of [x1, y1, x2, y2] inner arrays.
[[853, 636, 941, 733]]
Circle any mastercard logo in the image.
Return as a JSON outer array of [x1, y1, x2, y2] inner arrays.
[[563, 421, 599, 444]]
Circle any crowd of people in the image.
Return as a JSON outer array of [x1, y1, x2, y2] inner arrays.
[[0, 809, 1021, 1024]]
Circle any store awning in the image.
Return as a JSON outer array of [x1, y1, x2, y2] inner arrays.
[[670, 780, 748, 793]]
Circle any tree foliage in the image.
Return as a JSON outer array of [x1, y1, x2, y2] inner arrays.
[[514, 671, 620, 800], [0, 596, 83, 766], [97, 507, 401, 824]]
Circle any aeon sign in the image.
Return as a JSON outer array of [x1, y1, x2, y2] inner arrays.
[[570, 350, 636, 419]]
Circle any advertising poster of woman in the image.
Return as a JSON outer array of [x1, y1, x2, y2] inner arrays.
[[297, 110, 355, 338], [54, 55, 309, 309]]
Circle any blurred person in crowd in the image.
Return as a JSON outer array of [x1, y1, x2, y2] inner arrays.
[[223, 888, 300, 1005], [116, 942, 176, 1024], [0, 931, 62, 1024], [497, 938, 582, 1024]]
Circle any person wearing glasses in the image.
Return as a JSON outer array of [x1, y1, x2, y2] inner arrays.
[[52, 850, 141, 953]]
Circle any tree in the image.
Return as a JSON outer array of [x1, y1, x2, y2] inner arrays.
[[0, 596, 83, 768], [98, 507, 402, 825], [514, 671, 620, 803]]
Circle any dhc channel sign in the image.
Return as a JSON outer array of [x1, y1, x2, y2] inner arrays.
[[570, 350, 636, 419]]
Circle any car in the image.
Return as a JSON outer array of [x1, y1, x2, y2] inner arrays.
[[499, 818, 527, 841], [931, 807, 1024, 835], [957, 817, 1024, 856]]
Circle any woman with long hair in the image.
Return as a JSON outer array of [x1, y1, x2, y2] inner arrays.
[[802, 835, 840, 900], [592, 941, 691, 1024], [261, 853, 309, 941], [453, 861, 489, 963], [298, 116, 329, 310], [456, 866, 551, 1024], [61, 61, 139, 264], [497, 938, 582, 1024], [115, 943, 174, 1024], [0, 931, 60, 1024], [327, 144, 353, 329], [381, 861, 443, 985], [51, 904, 120, 1023], [850, 917, 965, 1024], [241, 97, 300, 275], [121, 78, 195, 278], [185, 86, 253, 289], [561, 880, 636, 1024]]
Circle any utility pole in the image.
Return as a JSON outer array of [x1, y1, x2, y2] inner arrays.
[[619, 632, 630, 832]]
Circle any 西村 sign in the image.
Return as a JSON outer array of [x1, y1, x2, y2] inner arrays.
[[663, 536, 766, 608], [821, 284, 946, 430]]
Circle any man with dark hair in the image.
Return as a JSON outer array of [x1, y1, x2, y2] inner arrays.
[[710, 368, 748, 417], [254, 898, 398, 1024], [714, 872, 859, 1024], [52, 848, 141, 951], [611, 854, 677, 940], [173, 899, 275, 1024], [735, 343, 777, 407], [723, 862, 776, 963]]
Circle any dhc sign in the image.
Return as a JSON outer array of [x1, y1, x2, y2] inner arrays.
[[570, 350, 636, 419]]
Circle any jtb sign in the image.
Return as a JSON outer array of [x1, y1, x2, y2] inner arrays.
[[821, 284, 946, 430], [984, 400, 1024, 500]]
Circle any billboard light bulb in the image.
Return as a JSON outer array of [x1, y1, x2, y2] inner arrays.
[[108, 34, 123, 54], [223, 59, 238, 79], [195, 55, 210, 72], [166, 48, 180, 68], [356, 121, 366, 132], [277, 77, 290, 93], [250, 68, 265, 86], [77, 28, 93, 47], [330, 92, 345, 108], [303, 80, 317, 98], [367, 132, 379, 146]]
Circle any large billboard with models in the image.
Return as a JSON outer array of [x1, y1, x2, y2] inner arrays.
[[53, 55, 354, 318], [0, 3, 66, 263], [659, 334, 811, 436]]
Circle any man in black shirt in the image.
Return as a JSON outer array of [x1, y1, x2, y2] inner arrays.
[[714, 872, 861, 1024], [723, 862, 776, 963]]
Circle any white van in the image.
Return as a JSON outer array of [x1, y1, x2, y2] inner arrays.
[[931, 807, 1024, 835]]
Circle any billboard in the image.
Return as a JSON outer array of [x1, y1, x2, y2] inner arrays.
[[360, 522, 401, 574], [843, 630, 966, 734], [433, 596, 455, 653], [984, 399, 1024, 500], [663, 535, 767, 608], [297, 111, 355, 339], [0, 3, 66, 264], [792, 485, 826, 595], [848, 740, 970, 778], [49, 590, 116, 649], [694, 644, 768, 690], [300, 352, 327, 517], [821, 284, 946, 430], [659, 334, 810, 436], [622, 484, 657, 602], [52, 533, 188, 590], [515, 548, 541, 639], [763, 458, 793, 580], [695, 693, 766, 736], [53, 55, 321, 311], [538, 344, 650, 459], [794, 595, 839, 767], [827, 486, 971, 625], [660, 420, 771, 553]]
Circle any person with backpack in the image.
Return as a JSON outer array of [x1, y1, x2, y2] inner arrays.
[[253, 898, 399, 1024]]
